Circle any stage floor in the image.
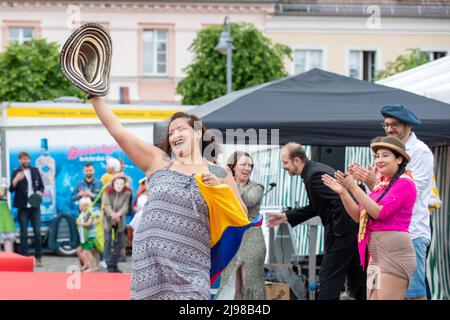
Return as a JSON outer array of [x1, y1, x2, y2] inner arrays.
[[0, 272, 131, 300]]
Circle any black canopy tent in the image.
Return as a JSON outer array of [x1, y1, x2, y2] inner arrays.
[[154, 68, 450, 147]]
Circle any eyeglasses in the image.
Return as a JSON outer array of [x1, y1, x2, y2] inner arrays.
[[382, 122, 401, 130]]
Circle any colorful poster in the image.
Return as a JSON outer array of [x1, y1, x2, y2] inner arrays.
[[9, 139, 143, 227]]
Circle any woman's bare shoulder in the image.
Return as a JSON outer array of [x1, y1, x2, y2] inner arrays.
[[146, 152, 172, 176]]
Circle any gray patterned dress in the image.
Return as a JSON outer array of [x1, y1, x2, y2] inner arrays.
[[131, 167, 211, 300]]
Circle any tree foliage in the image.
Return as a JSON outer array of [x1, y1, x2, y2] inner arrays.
[[0, 38, 84, 102], [374, 48, 429, 81], [176, 23, 292, 105]]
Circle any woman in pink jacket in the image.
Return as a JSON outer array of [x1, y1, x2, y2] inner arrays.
[[322, 136, 416, 300]]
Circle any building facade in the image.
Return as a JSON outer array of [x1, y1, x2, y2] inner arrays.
[[0, 0, 272, 103], [268, 1, 450, 82], [1, 0, 449, 102]]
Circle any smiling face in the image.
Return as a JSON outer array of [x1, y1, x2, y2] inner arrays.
[[234, 155, 253, 183], [374, 148, 403, 178], [281, 149, 303, 176], [168, 117, 201, 159], [113, 178, 126, 193], [383, 117, 412, 143]]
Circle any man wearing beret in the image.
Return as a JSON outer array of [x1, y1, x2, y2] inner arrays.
[[349, 105, 433, 300]]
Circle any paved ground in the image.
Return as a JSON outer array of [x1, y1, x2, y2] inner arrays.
[[22, 253, 358, 300], [34, 253, 132, 273]]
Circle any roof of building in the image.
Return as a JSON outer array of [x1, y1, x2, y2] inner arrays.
[[7, 1, 449, 17]]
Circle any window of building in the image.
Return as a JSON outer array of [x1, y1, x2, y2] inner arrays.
[[423, 51, 447, 62], [143, 29, 168, 76], [8, 27, 34, 45], [349, 50, 376, 82], [294, 49, 323, 74]]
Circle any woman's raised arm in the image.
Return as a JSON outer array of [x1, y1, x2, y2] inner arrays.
[[90, 97, 165, 173]]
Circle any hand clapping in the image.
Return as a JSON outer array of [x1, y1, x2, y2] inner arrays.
[[348, 163, 377, 186], [334, 170, 358, 191], [321, 174, 345, 194], [322, 170, 358, 194]]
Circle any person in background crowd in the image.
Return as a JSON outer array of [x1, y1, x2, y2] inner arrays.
[[117, 158, 133, 262], [71, 163, 103, 208], [9, 151, 44, 267], [72, 163, 104, 266], [76, 197, 100, 272], [218, 151, 266, 300], [103, 174, 132, 273], [422, 176, 442, 299], [98, 157, 121, 269], [131, 177, 147, 215], [322, 136, 417, 300], [101, 158, 121, 187], [0, 177, 16, 252], [118, 159, 133, 187], [129, 177, 149, 236], [127, 177, 147, 256]]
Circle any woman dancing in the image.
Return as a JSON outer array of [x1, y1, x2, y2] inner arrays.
[[89, 97, 247, 300]]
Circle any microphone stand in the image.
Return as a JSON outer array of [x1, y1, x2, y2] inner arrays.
[[263, 182, 277, 196]]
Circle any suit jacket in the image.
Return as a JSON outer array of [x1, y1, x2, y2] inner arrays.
[[286, 160, 357, 244], [9, 167, 45, 209]]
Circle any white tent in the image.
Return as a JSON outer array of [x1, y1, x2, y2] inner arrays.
[[377, 55, 450, 104]]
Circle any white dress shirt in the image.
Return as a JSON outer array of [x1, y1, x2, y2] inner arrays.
[[23, 168, 34, 208], [405, 132, 433, 241]]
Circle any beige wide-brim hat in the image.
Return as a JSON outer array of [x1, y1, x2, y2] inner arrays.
[[370, 136, 411, 163], [60, 23, 112, 97], [111, 173, 129, 186]]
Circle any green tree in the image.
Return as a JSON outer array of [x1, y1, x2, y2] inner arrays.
[[0, 38, 84, 102], [374, 48, 429, 81], [176, 23, 292, 105]]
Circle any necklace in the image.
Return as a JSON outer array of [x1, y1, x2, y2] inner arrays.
[[373, 176, 391, 192]]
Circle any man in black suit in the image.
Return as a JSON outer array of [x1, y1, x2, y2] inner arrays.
[[267, 142, 363, 300], [9, 151, 44, 266]]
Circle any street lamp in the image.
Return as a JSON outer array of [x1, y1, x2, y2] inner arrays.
[[215, 16, 235, 94]]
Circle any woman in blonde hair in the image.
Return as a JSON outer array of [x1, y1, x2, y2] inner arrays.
[[322, 136, 417, 300], [76, 197, 100, 272]]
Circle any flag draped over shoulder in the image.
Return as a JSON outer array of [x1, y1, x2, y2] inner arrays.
[[194, 175, 263, 285]]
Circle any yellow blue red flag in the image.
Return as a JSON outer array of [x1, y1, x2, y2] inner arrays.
[[194, 175, 263, 284]]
